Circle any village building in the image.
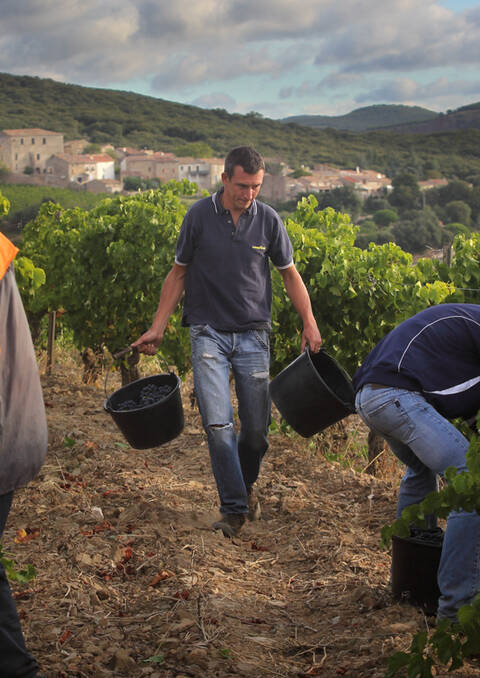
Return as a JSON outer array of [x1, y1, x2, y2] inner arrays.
[[120, 152, 176, 182], [0, 128, 64, 174], [176, 157, 224, 191], [120, 153, 224, 191], [418, 178, 449, 191], [63, 139, 90, 155], [261, 165, 391, 203], [82, 178, 123, 194], [338, 167, 391, 197], [45, 153, 115, 186]]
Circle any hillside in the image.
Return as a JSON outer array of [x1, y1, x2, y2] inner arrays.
[[9, 352, 480, 678], [385, 102, 480, 134], [280, 104, 438, 132], [2, 72, 480, 179]]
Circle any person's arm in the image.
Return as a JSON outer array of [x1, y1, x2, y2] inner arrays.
[[132, 262, 187, 355], [278, 264, 322, 353]]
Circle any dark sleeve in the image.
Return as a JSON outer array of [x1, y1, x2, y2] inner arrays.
[[268, 209, 293, 269]]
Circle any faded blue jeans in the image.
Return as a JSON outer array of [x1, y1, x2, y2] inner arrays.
[[190, 325, 270, 516], [355, 384, 480, 620]]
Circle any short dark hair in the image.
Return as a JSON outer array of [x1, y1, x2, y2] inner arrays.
[[224, 146, 265, 179]]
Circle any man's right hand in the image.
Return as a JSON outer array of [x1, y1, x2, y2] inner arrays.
[[131, 327, 162, 355]]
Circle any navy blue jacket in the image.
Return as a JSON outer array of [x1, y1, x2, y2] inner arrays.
[[352, 303, 480, 419]]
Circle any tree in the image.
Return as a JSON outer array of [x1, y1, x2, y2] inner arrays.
[[444, 222, 470, 242], [123, 176, 161, 191], [391, 207, 442, 253], [174, 141, 214, 158], [364, 195, 390, 212], [445, 200, 472, 227], [373, 208, 399, 227], [0, 163, 10, 182], [83, 143, 102, 154], [313, 185, 362, 220], [388, 172, 422, 211]]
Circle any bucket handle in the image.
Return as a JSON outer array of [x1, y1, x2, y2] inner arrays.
[[104, 345, 172, 401], [104, 345, 137, 401]]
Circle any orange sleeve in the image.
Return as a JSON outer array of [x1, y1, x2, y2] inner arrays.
[[0, 232, 19, 281]]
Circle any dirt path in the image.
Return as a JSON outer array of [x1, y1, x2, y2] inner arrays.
[[5, 358, 480, 678]]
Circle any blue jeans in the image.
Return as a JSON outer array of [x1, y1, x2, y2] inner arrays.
[[355, 384, 480, 620], [190, 325, 270, 516]]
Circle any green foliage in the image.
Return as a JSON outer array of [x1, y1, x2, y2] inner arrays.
[[270, 196, 453, 377], [438, 231, 480, 304], [445, 200, 471, 227], [173, 141, 214, 158], [289, 168, 312, 178], [373, 208, 399, 227], [20, 182, 194, 375], [0, 163, 10, 182], [0, 184, 108, 239], [123, 176, 161, 191], [0, 188, 10, 216], [14, 255, 46, 304], [389, 173, 422, 211], [444, 222, 470, 240], [391, 208, 442, 253], [83, 143, 102, 154], [309, 185, 362, 220], [383, 427, 480, 676], [0, 543, 36, 584]]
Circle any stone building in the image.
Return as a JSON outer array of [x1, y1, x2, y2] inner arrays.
[[45, 153, 115, 186], [0, 128, 64, 174]]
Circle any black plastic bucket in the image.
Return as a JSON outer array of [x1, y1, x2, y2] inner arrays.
[[391, 527, 444, 615], [104, 372, 184, 449], [269, 348, 356, 437]]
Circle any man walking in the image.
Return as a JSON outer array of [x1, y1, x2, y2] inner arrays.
[[133, 146, 322, 538]]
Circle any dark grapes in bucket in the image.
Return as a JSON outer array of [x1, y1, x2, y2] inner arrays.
[[115, 383, 173, 411]]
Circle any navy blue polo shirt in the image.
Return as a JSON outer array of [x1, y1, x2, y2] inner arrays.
[[175, 190, 293, 331]]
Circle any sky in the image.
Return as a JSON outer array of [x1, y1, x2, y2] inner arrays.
[[1, 0, 480, 120]]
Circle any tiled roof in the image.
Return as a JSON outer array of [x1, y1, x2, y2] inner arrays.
[[53, 153, 114, 163], [1, 128, 63, 136]]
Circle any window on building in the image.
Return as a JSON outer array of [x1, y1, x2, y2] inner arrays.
[[20, 138, 24, 145], [42, 138, 46, 145], [31, 138, 35, 145], [36, 154, 40, 160]]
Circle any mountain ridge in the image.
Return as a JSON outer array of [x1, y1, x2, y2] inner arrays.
[[280, 102, 480, 134], [280, 104, 438, 132]]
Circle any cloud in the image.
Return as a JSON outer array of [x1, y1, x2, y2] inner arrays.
[[355, 77, 480, 105], [279, 72, 363, 100], [190, 92, 237, 109], [0, 0, 479, 115], [314, 2, 479, 73]]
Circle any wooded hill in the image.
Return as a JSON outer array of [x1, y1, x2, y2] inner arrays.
[[1, 72, 480, 180], [281, 104, 439, 132], [280, 102, 480, 135]]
